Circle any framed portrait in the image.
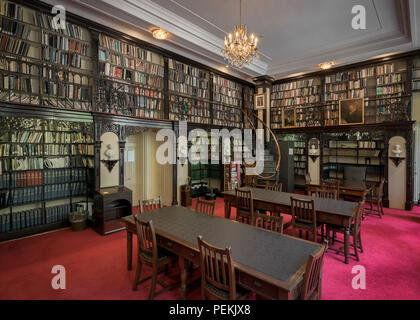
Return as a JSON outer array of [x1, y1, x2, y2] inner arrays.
[[282, 107, 296, 128], [254, 94, 265, 110], [339, 98, 364, 125]]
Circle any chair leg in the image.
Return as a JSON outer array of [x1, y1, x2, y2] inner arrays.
[[165, 263, 169, 275], [358, 232, 363, 253], [149, 264, 158, 300], [353, 234, 359, 261], [133, 258, 142, 291], [379, 201, 384, 218]]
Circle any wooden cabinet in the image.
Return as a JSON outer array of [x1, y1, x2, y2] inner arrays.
[[180, 185, 191, 207]]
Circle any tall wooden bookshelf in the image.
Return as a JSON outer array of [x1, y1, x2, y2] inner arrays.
[[168, 58, 211, 124], [271, 77, 322, 129], [0, 0, 94, 111], [212, 74, 243, 128], [0, 116, 94, 240], [321, 131, 386, 185], [97, 33, 164, 118]]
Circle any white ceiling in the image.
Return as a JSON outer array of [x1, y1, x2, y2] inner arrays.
[[45, 0, 420, 82]]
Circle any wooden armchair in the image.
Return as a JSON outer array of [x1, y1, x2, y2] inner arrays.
[[290, 197, 323, 242], [365, 178, 385, 218], [139, 196, 162, 214], [197, 236, 250, 300], [255, 213, 284, 234], [235, 188, 254, 224], [326, 200, 365, 262], [195, 198, 216, 216], [265, 182, 283, 192], [132, 218, 178, 299], [300, 240, 328, 300], [309, 188, 338, 200]]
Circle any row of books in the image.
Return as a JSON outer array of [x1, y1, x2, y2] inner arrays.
[[44, 168, 91, 184], [272, 79, 317, 92], [71, 156, 94, 168], [213, 93, 241, 107], [11, 131, 42, 143], [44, 182, 88, 200], [168, 59, 209, 79], [36, 13, 88, 42], [99, 50, 164, 76], [0, 15, 32, 40], [42, 48, 87, 69], [99, 62, 163, 87], [0, 74, 39, 93], [325, 89, 367, 101], [99, 34, 164, 66], [11, 157, 43, 171], [271, 96, 320, 107], [42, 67, 89, 85], [271, 87, 320, 99], [213, 75, 241, 91], [376, 74, 402, 85], [0, 170, 42, 188], [325, 69, 376, 84], [0, 33, 32, 56], [213, 85, 241, 98], [376, 84, 404, 95], [0, 1, 30, 23], [98, 81, 162, 98], [45, 132, 71, 143], [0, 58, 39, 74], [11, 185, 42, 205], [42, 81, 90, 101], [0, 143, 9, 156], [42, 33, 89, 56], [97, 91, 163, 111]]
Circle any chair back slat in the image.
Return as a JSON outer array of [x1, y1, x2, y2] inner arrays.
[[266, 183, 283, 192], [197, 236, 236, 298], [302, 240, 328, 300], [139, 196, 162, 214], [255, 213, 284, 234], [195, 198, 216, 216], [310, 188, 338, 200], [291, 197, 316, 225], [134, 217, 157, 259]]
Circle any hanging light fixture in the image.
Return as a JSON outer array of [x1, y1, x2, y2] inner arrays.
[[222, 0, 259, 68]]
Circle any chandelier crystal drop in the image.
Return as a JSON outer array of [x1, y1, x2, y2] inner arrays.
[[222, 0, 258, 68]]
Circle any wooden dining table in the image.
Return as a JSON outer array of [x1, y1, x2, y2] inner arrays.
[[307, 180, 375, 200], [222, 187, 359, 264], [122, 206, 322, 300]]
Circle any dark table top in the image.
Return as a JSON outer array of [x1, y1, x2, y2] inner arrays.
[[123, 206, 321, 287], [222, 187, 358, 217], [309, 180, 374, 192]]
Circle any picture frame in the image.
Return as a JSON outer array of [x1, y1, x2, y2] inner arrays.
[[282, 107, 296, 128], [254, 94, 265, 110], [339, 98, 364, 125]]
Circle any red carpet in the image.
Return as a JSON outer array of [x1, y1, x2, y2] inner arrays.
[[0, 197, 419, 300]]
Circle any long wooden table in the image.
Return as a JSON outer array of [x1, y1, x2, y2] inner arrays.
[[307, 180, 374, 199], [123, 206, 322, 300], [222, 188, 359, 264]]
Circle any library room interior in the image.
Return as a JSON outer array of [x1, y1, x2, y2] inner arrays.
[[0, 0, 419, 302]]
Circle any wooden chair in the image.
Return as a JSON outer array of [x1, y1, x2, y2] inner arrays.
[[290, 197, 323, 242], [265, 182, 283, 192], [243, 175, 256, 188], [321, 179, 340, 192], [139, 196, 162, 214], [365, 178, 385, 218], [195, 198, 216, 216], [132, 218, 178, 299], [326, 200, 365, 262], [309, 188, 338, 200], [235, 188, 254, 224], [255, 213, 284, 234], [197, 236, 250, 300], [300, 240, 328, 300]]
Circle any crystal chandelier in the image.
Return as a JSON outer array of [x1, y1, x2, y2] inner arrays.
[[222, 0, 258, 68]]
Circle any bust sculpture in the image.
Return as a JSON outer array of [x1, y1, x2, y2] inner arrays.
[[309, 144, 318, 155], [104, 144, 115, 160], [392, 144, 402, 157]]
